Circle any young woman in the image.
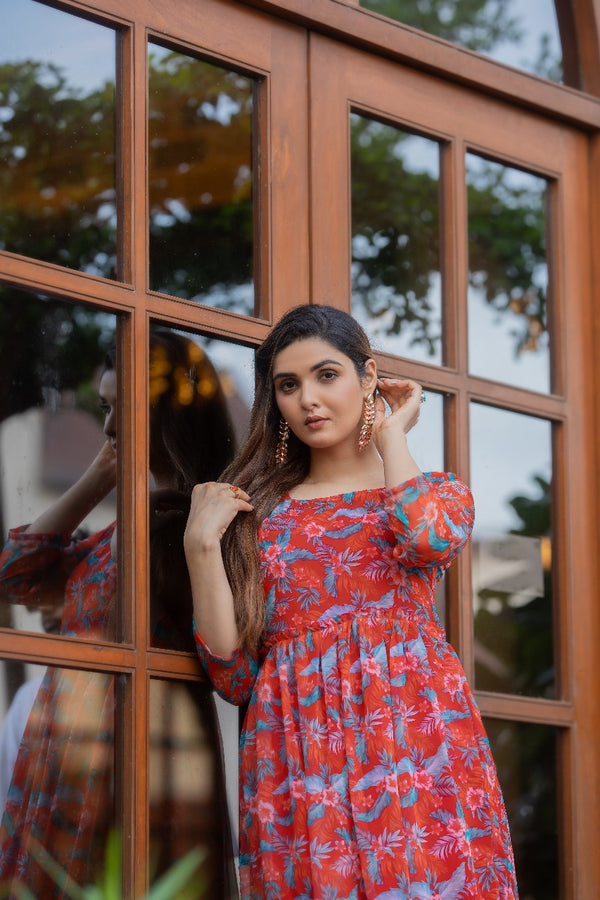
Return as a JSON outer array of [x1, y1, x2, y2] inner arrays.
[[185, 304, 519, 900]]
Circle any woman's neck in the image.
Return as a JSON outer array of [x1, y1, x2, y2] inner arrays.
[[292, 444, 384, 498]]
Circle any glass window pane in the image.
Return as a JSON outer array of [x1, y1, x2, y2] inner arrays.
[[485, 718, 559, 900], [148, 325, 253, 652], [149, 678, 237, 897], [470, 404, 554, 697], [359, 1, 563, 84], [0, 661, 118, 893], [467, 154, 550, 393], [351, 114, 442, 365], [0, 0, 117, 277], [0, 288, 120, 642], [148, 45, 256, 315]]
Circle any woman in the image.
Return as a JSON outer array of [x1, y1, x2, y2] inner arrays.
[[186, 304, 519, 899], [0, 332, 236, 897]]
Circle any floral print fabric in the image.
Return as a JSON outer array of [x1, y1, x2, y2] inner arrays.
[[195, 473, 519, 899], [0, 525, 117, 897]]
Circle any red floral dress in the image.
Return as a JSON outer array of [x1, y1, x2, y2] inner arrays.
[[0, 524, 116, 897], [196, 473, 519, 900]]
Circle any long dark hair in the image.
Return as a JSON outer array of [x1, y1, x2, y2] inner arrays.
[[220, 304, 374, 653]]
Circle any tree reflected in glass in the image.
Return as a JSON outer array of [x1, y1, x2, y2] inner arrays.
[[359, 0, 563, 82], [0, 0, 117, 277], [148, 46, 256, 314], [351, 114, 442, 363], [467, 155, 550, 392]]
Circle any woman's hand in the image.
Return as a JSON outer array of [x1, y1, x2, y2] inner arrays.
[[85, 440, 117, 498], [184, 482, 253, 557], [371, 378, 424, 486], [372, 378, 422, 446]]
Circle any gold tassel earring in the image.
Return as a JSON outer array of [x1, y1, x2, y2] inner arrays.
[[358, 394, 375, 452], [275, 418, 290, 465]]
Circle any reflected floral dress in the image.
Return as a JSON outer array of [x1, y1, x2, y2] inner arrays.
[[196, 472, 519, 900], [0, 524, 116, 897]]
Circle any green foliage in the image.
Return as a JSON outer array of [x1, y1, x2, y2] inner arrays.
[[359, 0, 523, 51], [0, 832, 205, 900], [0, 60, 117, 277], [0, 288, 114, 423]]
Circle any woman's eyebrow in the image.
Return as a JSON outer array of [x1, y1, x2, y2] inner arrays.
[[273, 359, 344, 381]]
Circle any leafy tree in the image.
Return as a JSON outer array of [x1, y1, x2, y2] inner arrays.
[[0, 60, 117, 277], [360, 0, 523, 52], [351, 115, 548, 359]]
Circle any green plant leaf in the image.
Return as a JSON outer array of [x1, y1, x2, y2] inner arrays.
[[145, 847, 205, 900]]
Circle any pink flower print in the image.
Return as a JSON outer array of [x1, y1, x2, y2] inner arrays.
[[397, 652, 423, 675], [447, 816, 468, 851], [363, 655, 382, 678], [290, 777, 305, 800], [413, 768, 434, 790], [305, 521, 325, 539], [466, 787, 486, 810], [264, 542, 288, 579], [258, 680, 275, 704], [361, 510, 380, 525], [443, 671, 465, 696], [422, 501, 439, 527], [320, 786, 340, 807]]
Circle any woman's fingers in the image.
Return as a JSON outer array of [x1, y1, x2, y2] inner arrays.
[[376, 377, 421, 412], [374, 378, 423, 435], [185, 482, 253, 550]]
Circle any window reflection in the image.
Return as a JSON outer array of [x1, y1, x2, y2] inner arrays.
[[0, 0, 117, 277], [148, 326, 252, 652], [148, 46, 256, 315], [0, 288, 118, 641], [359, 0, 563, 83], [484, 718, 559, 900], [351, 114, 442, 364], [470, 404, 554, 697], [0, 663, 117, 895], [467, 154, 550, 393], [149, 679, 237, 898]]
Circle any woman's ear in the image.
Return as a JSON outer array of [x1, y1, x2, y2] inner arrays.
[[363, 358, 378, 394]]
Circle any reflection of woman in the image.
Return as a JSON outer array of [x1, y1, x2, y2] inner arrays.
[[185, 305, 519, 899], [0, 332, 236, 897]]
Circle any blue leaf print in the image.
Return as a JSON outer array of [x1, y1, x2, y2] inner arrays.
[[355, 789, 391, 822]]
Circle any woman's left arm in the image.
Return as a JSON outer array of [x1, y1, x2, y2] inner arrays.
[[373, 378, 474, 567], [372, 377, 423, 487]]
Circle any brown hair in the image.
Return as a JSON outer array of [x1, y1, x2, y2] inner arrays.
[[219, 304, 373, 653]]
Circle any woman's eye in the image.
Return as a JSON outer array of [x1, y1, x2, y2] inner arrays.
[[279, 380, 296, 393], [99, 403, 110, 416], [319, 370, 337, 381]]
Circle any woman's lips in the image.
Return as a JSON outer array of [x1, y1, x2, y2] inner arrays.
[[305, 417, 327, 429]]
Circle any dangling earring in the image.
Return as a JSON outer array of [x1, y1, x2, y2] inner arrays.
[[358, 394, 375, 452], [275, 418, 290, 465]]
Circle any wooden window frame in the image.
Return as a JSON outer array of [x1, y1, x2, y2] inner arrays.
[[1, 0, 599, 897]]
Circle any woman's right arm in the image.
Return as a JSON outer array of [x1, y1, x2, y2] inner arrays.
[[25, 440, 116, 536], [184, 482, 253, 660]]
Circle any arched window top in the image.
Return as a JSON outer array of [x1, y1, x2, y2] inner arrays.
[[360, 0, 564, 84]]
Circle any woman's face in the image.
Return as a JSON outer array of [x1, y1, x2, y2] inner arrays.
[[99, 368, 117, 451], [272, 338, 376, 453]]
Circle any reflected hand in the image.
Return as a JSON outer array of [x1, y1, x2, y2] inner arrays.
[[184, 482, 253, 556], [372, 378, 422, 449], [86, 440, 117, 496]]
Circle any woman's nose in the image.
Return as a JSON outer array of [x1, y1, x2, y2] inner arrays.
[[104, 408, 116, 437], [299, 383, 317, 409]]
